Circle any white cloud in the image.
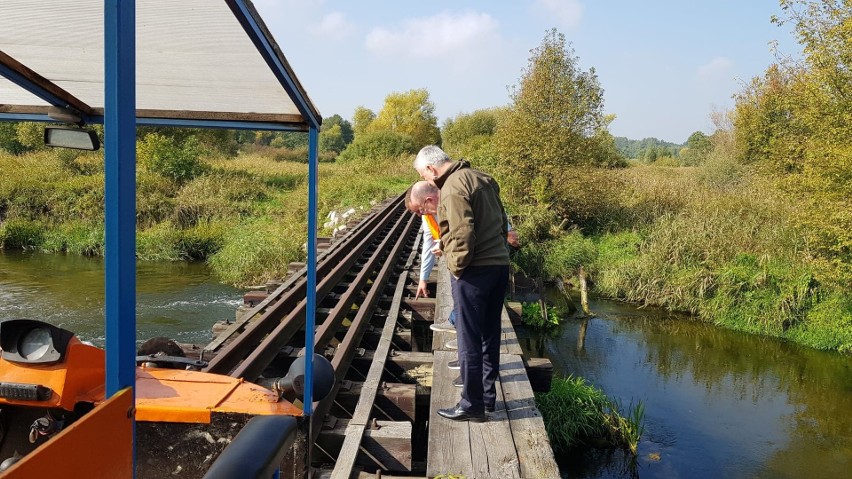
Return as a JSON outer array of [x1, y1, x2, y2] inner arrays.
[[535, 0, 584, 29], [697, 56, 734, 82], [365, 11, 499, 58], [313, 12, 355, 39]]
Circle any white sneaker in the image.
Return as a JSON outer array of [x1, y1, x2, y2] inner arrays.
[[445, 339, 458, 350], [430, 320, 456, 332]]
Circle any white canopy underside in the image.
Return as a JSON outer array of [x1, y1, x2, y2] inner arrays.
[[0, 0, 318, 126]]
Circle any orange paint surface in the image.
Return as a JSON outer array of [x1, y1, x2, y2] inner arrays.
[[135, 368, 302, 423], [3, 388, 133, 479], [0, 337, 105, 410]]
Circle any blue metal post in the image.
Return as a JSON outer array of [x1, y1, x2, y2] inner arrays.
[[304, 126, 319, 414], [104, 0, 136, 400]]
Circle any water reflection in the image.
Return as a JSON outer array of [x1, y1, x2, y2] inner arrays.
[[0, 250, 243, 346], [520, 298, 852, 478]]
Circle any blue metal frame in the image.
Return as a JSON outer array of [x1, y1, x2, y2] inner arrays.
[[304, 126, 319, 414], [0, 113, 309, 132], [104, 0, 136, 474], [226, 0, 321, 130], [1, 1, 322, 473]]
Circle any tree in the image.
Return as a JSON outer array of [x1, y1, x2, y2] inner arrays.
[[494, 28, 608, 200], [368, 89, 441, 149], [680, 131, 713, 166], [322, 114, 354, 146], [319, 124, 345, 153], [0, 122, 27, 154], [441, 109, 499, 150], [352, 106, 376, 137]]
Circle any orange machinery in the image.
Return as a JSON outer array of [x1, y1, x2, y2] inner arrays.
[[0, 319, 317, 478]]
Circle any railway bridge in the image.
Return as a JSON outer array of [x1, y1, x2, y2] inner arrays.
[[192, 194, 559, 478]]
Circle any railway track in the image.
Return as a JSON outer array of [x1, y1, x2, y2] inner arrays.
[[200, 193, 426, 474]]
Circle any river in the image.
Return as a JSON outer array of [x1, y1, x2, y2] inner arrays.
[[0, 250, 242, 347], [519, 298, 852, 478], [2, 251, 851, 478]]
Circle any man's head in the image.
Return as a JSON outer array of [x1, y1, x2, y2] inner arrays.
[[407, 180, 441, 215], [413, 145, 452, 184]]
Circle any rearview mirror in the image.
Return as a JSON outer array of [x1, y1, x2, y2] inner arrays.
[[44, 127, 100, 151]]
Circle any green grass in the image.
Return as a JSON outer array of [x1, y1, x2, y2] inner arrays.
[[536, 376, 645, 455], [0, 147, 415, 287]]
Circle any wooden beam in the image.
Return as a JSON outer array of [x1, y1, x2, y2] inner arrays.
[[0, 51, 93, 115], [334, 382, 416, 422], [330, 244, 416, 478]]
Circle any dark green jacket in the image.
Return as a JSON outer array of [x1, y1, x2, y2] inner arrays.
[[434, 161, 510, 277]]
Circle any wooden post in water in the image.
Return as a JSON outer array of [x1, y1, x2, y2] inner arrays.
[[579, 265, 591, 316]]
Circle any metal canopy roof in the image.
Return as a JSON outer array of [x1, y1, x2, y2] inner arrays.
[[0, 0, 321, 130]]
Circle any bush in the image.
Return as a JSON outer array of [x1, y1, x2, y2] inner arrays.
[[138, 133, 207, 183], [543, 230, 597, 279], [521, 301, 561, 330], [337, 131, 416, 163], [0, 218, 45, 249], [536, 376, 644, 454], [42, 221, 104, 255]]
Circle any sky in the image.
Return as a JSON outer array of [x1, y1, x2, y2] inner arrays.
[[253, 0, 800, 144]]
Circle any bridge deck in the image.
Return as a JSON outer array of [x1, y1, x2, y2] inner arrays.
[[427, 260, 559, 479]]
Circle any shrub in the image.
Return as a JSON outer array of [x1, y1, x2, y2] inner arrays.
[[208, 217, 305, 287], [543, 230, 597, 279], [137, 133, 207, 183], [536, 376, 644, 454], [42, 221, 104, 255], [336, 131, 416, 163], [521, 301, 561, 330], [0, 218, 45, 249]]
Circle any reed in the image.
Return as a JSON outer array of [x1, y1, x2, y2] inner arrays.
[[536, 375, 645, 454]]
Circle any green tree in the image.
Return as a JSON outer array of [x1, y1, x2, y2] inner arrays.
[[441, 108, 499, 151], [494, 28, 608, 200], [323, 114, 354, 145], [680, 131, 713, 166], [319, 124, 345, 153], [352, 106, 376, 137], [15, 122, 46, 151], [734, 0, 852, 280], [0, 122, 28, 154], [368, 89, 441, 149]]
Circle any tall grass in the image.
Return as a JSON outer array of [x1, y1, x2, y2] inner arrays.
[[536, 376, 645, 455], [529, 161, 852, 352]]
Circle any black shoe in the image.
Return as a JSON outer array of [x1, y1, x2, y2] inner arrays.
[[452, 376, 463, 387], [448, 359, 460, 370], [485, 405, 495, 413], [438, 403, 486, 422]]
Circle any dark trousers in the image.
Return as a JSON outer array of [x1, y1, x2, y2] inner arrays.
[[451, 264, 510, 413]]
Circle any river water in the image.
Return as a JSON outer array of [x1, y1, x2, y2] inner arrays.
[[2, 251, 851, 478], [519, 298, 852, 478], [0, 250, 242, 347]]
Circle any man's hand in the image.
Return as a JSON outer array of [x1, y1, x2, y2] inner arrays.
[[415, 280, 429, 299], [430, 243, 442, 257]]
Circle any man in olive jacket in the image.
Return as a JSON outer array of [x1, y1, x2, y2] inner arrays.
[[413, 145, 511, 422]]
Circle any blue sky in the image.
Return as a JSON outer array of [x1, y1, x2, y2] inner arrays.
[[253, 1, 799, 144]]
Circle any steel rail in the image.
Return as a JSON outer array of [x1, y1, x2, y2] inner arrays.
[[204, 196, 405, 376], [203, 195, 402, 357], [230, 207, 412, 381], [309, 213, 418, 443]]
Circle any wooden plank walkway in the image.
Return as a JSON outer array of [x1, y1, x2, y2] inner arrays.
[[426, 259, 559, 479]]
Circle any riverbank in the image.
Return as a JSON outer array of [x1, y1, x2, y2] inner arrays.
[[0, 146, 412, 287], [508, 163, 852, 354]]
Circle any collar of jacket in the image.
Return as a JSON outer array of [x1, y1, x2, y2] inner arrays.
[[434, 160, 469, 189]]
